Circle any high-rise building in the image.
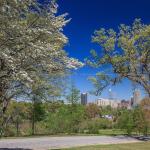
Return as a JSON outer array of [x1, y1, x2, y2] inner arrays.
[[132, 89, 141, 106], [81, 93, 87, 105]]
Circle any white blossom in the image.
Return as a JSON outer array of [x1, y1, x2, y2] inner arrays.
[[0, 0, 83, 103]]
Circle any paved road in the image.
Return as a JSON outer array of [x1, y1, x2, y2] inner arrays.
[[0, 136, 140, 150]]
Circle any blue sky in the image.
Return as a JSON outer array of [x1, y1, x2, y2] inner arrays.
[[56, 0, 150, 102]]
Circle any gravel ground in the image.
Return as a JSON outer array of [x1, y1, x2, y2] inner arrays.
[[0, 136, 140, 150]]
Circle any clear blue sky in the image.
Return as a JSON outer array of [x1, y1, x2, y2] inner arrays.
[[56, 0, 150, 101]]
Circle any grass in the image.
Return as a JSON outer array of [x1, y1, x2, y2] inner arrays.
[[61, 142, 150, 150], [98, 129, 126, 135], [1, 129, 150, 139], [0, 129, 126, 139]]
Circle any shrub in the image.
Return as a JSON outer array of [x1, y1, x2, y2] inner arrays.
[[117, 110, 134, 135], [79, 118, 113, 134]]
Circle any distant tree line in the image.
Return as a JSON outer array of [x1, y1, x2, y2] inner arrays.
[[1, 97, 150, 137]]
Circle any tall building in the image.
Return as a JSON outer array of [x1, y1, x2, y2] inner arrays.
[[81, 93, 87, 105], [132, 89, 141, 107]]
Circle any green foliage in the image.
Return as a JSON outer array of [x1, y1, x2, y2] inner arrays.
[[1, 100, 150, 137], [101, 105, 112, 115], [117, 110, 134, 135], [45, 104, 85, 134], [66, 83, 80, 105], [133, 106, 149, 135], [32, 101, 45, 122], [0, 101, 31, 136], [85, 103, 101, 119], [88, 19, 150, 96], [88, 73, 111, 96], [79, 118, 113, 134], [0, 0, 83, 135]]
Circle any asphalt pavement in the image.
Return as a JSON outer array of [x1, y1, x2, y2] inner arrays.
[[0, 135, 140, 150]]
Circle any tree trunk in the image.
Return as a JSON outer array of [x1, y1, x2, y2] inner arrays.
[[31, 98, 35, 135], [32, 116, 35, 135], [16, 116, 19, 136], [0, 97, 9, 137]]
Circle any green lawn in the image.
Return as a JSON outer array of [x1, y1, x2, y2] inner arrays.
[[1, 129, 126, 139], [62, 142, 150, 150], [98, 129, 126, 135]]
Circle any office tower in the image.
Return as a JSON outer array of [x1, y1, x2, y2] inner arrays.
[[81, 93, 87, 105], [133, 89, 141, 106]]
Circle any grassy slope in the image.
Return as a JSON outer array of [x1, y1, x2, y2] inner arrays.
[[62, 142, 150, 150]]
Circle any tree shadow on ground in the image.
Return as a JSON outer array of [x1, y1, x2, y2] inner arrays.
[[0, 149, 32, 150], [113, 135, 150, 141], [133, 136, 150, 141]]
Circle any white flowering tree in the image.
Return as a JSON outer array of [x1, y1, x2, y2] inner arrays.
[[0, 0, 83, 132]]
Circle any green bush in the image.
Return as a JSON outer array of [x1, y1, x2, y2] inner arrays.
[[117, 110, 134, 135], [79, 118, 113, 134], [45, 105, 85, 134], [4, 126, 16, 137]]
